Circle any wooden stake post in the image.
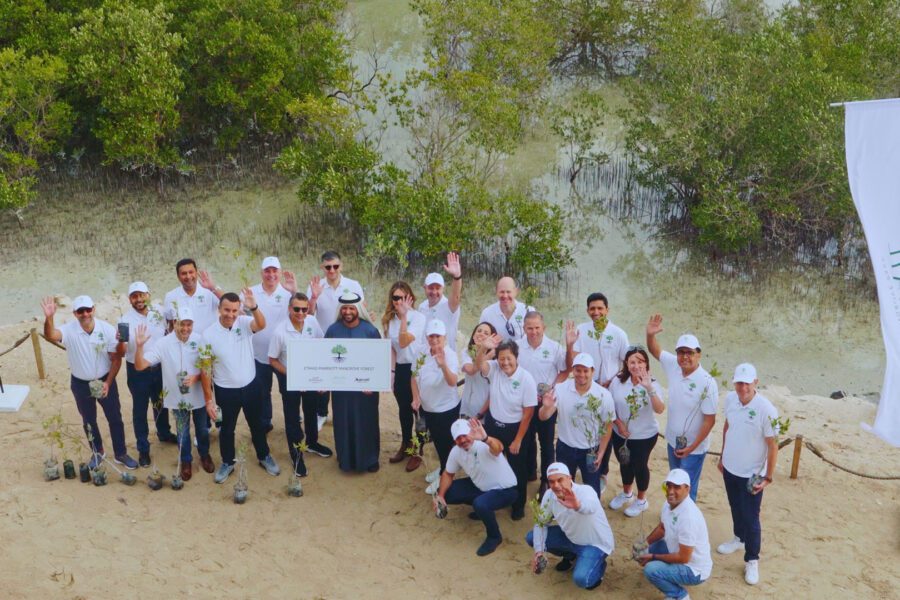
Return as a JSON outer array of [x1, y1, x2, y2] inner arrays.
[[30, 328, 46, 380], [790, 434, 803, 479]]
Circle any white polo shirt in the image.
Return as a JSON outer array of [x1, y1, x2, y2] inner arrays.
[[660, 497, 713, 580], [553, 379, 616, 449], [142, 332, 204, 409], [267, 318, 324, 367], [573, 320, 629, 384], [478, 300, 533, 341], [245, 283, 291, 364], [202, 315, 256, 389], [460, 352, 490, 418], [518, 336, 567, 388], [413, 345, 460, 413], [307, 275, 364, 333], [486, 361, 537, 423], [609, 377, 663, 440], [163, 286, 219, 334], [59, 319, 118, 380], [722, 391, 778, 478], [538, 484, 614, 554], [417, 296, 461, 350], [120, 304, 167, 364], [659, 352, 719, 455], [387, 311, 427, 365], [445, 440, 517, 491]]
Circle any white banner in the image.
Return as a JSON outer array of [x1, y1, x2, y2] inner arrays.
[[844, 98, 900, 446], [286, 338, 391, 392]]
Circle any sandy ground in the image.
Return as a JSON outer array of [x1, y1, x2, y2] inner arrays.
[[1, 317, 898, 600]]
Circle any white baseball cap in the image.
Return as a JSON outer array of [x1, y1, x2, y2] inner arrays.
[[72, 295, 94, 311], [128, 281, 149, 295], [572, 352, 594, 369], [546, 462, 571, 478], [424, 272, 445, 287], [261, 256, 281, 270], [665, 468, 691, 487], [450, 419, 471, 440], [733, 363, 757, 384], [675, 334, 701, 351], [426, 319, 446, 337], [176, 306, 194, 322]]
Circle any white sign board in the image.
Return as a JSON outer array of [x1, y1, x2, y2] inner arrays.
[[0, 385, 30, 412], [286, 338, 391, 392]]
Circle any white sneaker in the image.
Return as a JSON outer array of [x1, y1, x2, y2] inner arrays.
[[609, 491, 634, 510], [425, 480, 439, 495], [624, 498, 648, 517], [599, 475, 607, 494], [425, 468, 440, 484], [317, 415, 326, 432], [666, 595, 690, 600], [745, 560, 759, 585], [717, 536, 745, 555]]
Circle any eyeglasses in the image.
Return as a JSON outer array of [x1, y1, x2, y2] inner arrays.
[[75, 307, 94, 315], [291, 306, 309, 313], [505, 320, 516, 337], [676, 349, 698, 356], [392, 295, 406, 302], [323, 264, 340, 271]]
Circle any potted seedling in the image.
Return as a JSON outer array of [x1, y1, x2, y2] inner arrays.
[[746, 416, 791, 494], [587, 314, 608, 340], [171, 401, 192, 491], [195, 345, 222, 426], [675, 380, 713, 451], [571, 393, 611, 473], [82, 425, 108, 486], [147, 465, 165, 490], [287, 441, 306, 498], [619, 388, 649, 466], [529, 495, 554, 574], [631, 498, 650, 561], [41, 413, 66, 481]]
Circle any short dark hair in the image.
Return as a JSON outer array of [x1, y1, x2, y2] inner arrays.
[[176, 258, 197, 274], [496, 339, 519, 358], [586, 292, 608, 308], [220, 292, 240, 304], [291, 292, 309, 302], [321, 250, 341, 263], [524, 310, 543, 323]]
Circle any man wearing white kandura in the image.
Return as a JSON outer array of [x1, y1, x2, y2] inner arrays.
[[526, 462, 614, 590], [716, 363, 779, 586]]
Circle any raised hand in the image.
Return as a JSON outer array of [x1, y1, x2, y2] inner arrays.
[[542, 387, 557, 409], [282, 270, 297, 293], [636, 365, 653, 390], [564, 319, 578, 346], [432, 345, 446, 367], [480, 333, 502, 350], [443, 252, 461, 279], [41, 296, 57, 318], [199, 270, 216, 291], [242, 287, 258, 310], [396, 295, 413, 318], [309, 276, 324, 299], [468, 417, 486, 441], [646, 314, 663, 337], [134, 324, 150, 347], [556, 486, 580, 510]]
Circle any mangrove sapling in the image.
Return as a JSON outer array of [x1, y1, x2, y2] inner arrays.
[[171, 401, 192, 490], [406, 425, 434, 496], [571, 394, 611, 473], [83, 425, 107, 486], [147, 465, 165, 490], [195, 344, 222, 426], [619, 388, 650, 466], [41, 413, 66, 481], [233, 441, 249, 504], [747, 416, 791, 494], [631, 508, 649, 561], [287, 441, 306, 498], [529, 495, 554, 574]]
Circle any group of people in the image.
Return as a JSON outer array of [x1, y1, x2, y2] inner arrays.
[[43, 250, 780, 599]]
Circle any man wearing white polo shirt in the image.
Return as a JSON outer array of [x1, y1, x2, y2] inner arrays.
[[163, 258, 221, 334], [434, 418, 518, 557], [417, 252, 462, 350], [134, 307, 215, 480], [716, 363, 778, 586], [118, 281, 176, 467], [573, 292, 629, 387], [200, 290, 280, 483], [41, 295, 138, 469], [527, 462, 614, 590], [306, 250, 365, 429], [637, 468, 712, 600], [478, 276, 534, 341], [646, 314, 718, 502]]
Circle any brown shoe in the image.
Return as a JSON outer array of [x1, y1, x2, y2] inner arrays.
[[389, 442, 411, 464], [405, 455, 423, 472], [200, 454, 215, 474], [181, 462, 192, 481]]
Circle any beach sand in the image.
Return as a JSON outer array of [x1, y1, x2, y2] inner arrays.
[[1, 317, 898, 600]]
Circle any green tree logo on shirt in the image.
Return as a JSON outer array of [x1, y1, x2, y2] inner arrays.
[[604, 335, 613, 344], [331, 344, 348, 362], [542, 349, 550, 359], [512, 380, 521, 389], [748, 409, 757, 419], [305, 327, 312, 335], [688, 382, 696, 391]]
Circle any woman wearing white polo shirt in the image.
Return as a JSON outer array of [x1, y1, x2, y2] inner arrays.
[[382, 281, 427, 472], [475, 334, 537, 520], [411, 319, 461, 493], [608, 346, 665, 517], [459, 322, 497, 419]]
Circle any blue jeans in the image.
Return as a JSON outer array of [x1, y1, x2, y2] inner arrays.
[[555, 440, 602, 495], [643, 540, 703, 598], [722, 467, 764, 561], [126, 362, 172, 452], [526, 526, 608, 589], [174, 407, 210, 464], [254, 361, 274, 429], [667, 445, 706, 502], [444, 478, 516, 540]]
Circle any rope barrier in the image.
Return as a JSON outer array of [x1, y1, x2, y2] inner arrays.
[[39, 333, 66, 351], [803, 440, 900, 481], [0, 333, 31, 358]]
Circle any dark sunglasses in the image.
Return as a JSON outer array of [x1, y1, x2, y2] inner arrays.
[[627, 345, 646, 352], [392, 295, 406, 302], [505, 320, 516, 337], [291, 306, 309, 313], [323, 264, 340, 271], [75, 307, 94, 315]]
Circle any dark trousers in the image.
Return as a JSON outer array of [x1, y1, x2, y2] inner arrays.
[[612, 432, 658, 492], [71, 374, 127, 457], [393, 363, 414, 445], [422, 403, 460, 472], [723, 467, 764, 562], [318, 393, 330, 418], [555, 440, 602, 495], [254, 361, 274, 428], [214, 381, 270, 465], [526, 410, 557, 482], [484, 411, 529, 512], [275, 372, 323, 459], [125, 362, 171, 453], [444, 478, 517, 540]]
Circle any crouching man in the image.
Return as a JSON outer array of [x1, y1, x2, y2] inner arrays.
[[433, 418, 518, 557], [526, 462, 614, 590]]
